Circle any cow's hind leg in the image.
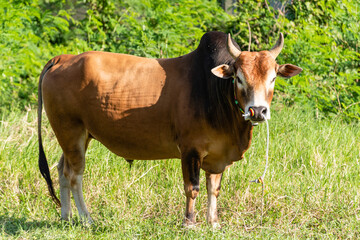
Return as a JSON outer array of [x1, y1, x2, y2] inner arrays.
[[181, 149, 201, 226], [52, 119, 92, 224], [66, 133, 92, 224], [206, 172, 222, 228], [58, 154, 72, 221]]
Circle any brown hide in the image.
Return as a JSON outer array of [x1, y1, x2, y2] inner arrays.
[[42, 51, 250, 173], [38, 31, 302, 225]]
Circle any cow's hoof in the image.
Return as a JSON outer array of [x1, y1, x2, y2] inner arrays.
[[182, 220, 197, 229], [85, 218, 94, 226], [210, 222, 221, 230], [78, 216, 94, 227]]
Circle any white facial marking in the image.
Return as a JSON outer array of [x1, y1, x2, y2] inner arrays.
[[243, 70, 277, 121]]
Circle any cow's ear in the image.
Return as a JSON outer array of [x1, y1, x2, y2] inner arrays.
[[277, 64, 302, 78], [211, 64, 233, 79]]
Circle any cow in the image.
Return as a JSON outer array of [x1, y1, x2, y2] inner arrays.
[[38, 31, 302, 227]]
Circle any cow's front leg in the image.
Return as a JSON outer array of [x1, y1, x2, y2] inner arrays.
[[181, 149, 201, 226], [206, 172, 222, 228]]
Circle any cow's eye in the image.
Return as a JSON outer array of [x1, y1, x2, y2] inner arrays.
[[271, 77, 276, 83], [236, 77, 243, 85]]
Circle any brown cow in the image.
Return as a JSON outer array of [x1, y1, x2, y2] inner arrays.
[[38, 31, 302, 227]]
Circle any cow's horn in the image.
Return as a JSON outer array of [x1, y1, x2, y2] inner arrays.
[[269, 33, 284, 59], [227, 33, 241, 59]]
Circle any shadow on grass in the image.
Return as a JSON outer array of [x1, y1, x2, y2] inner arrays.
[[0, 215, 63, 236], [0, 214, 116, 236]]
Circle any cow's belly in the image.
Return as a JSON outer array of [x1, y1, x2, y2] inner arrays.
[[82, 104, 180, 160], [89, 128, 180, 160], [92, 132, 180, 160]]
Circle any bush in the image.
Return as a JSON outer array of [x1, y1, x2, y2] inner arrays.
[[0, 0, 89, 112], [0, 0, 358, 121], [282, 0, 360, 120], [81, 0, 228, 57]]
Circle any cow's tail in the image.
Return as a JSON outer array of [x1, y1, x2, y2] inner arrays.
[[38, 60, 61, 207]]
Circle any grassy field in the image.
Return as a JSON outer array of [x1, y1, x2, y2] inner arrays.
[[0, 103, 359, 239]]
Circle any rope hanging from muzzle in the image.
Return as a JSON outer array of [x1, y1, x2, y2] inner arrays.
[[248, 113, 270, 226], [250, 113, 269, 184]]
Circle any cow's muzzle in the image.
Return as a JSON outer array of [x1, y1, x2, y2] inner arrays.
[[249, 106, 268, 122], [242, 106, 270, 124]]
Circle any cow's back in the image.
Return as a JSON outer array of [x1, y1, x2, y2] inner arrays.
[[42, 52, 180, 159]]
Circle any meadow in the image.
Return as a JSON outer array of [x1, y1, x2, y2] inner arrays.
[[1, 103, 359, 239], [0, 0, 359, 239]]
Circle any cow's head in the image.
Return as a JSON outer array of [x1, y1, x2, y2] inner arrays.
[[211, 33, 302, 123]]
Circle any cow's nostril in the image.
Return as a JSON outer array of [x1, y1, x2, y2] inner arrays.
[[261, 107, 267, 116]]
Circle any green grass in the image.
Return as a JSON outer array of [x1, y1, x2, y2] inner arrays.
[[0, 103, 359, 239]]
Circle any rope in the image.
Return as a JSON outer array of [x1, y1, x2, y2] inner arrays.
[[232, 79, 245, 114], [250, 113, 269, 183], [249, 113, 270, 225]]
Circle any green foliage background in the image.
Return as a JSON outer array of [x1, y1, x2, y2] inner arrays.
[[0, 0, 359, 120]]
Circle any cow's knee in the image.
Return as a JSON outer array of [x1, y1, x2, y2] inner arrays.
[[184, 182, 200, 199]]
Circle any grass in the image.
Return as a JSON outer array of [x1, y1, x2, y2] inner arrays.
[[0, 103, 359, 239]]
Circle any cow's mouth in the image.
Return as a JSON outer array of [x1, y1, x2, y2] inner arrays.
[[250, 119, 264, 125]]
